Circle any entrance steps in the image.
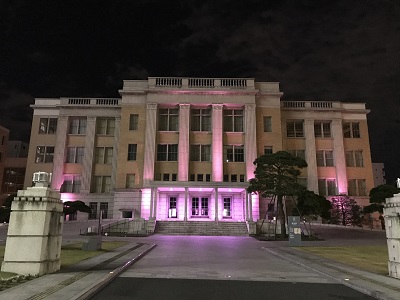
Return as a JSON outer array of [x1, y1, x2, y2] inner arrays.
[[154, 221, 249, 236]]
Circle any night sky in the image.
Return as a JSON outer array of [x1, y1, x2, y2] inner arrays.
[[1, 0, 399, 182]]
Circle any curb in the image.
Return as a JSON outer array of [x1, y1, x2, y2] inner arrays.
[[73, 243, 157, 300], [262, 247, 398, 300]]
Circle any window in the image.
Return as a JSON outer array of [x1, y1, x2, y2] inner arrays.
[[127, 144, 137, 161], [93, 176, 111, 193], [197, 174, 203, 181], [191, 109, 211, 131], [318, 179, 336, 196], [286, 121, 304, 137], [348, 179, 357, 196], [190, 174, 195, 181], [96, 118, 115, 135], [69, 117, 87, 134], [157, 144, 178, 161], [231, 174, 237, 182], [223, 174, 229, 182], [240, 174, 245, 182], [263, 116, 272, 132], [358, 179, 367, 196], [348, 179, 367, 196], [163, 174, 170, 181], [61, 175, 81, 193], [100, 203, 109, 219], [345, 151, 363, 167], [94, 147, 113, 164], [206, 174, 211, 182], [172, 173, 177, 181], [129, 114, 138, 130], [158, 108, 179, 131], [35, 146, 54, 163], [39, 118, 57, 134], [89, 202, 98, 219], [343, 122, 360, 138], [316, 150, 334, 167], [125, 174, 135, 188], [66, 147, 85, 163], [224, 145, 244, 162], [223, 109, 243, 132], [287, 150, 305, 160], [314, 121, 331, 138], [190, 145, 211, 161], [264, 146, 273, 155]]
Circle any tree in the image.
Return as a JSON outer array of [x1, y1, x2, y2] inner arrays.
[[364, 184, 400, 214], [329, 195, 363, 226], [294, 190, 332, 221], [247, 151, 307, 237], [63, 201, 91, 217]]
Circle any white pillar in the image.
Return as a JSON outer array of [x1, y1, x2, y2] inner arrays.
[[110, 117, 121, 192], [143, 103, 158, 182], [149, 188, 154, 219], [212, 104, 224, 182], [215, 188, 219, 222], [51, 116, 68, 190], [332, 119, 347, 194], [81, 116, 96, 193], [248, 192, 253, 221], [153, 188, 158, 219], [184, 187, 188, 221], [178, 104, 190, 181], [304, 119, 318, 193], [245, 191, 249, 220], [245, 104, 257, 180]]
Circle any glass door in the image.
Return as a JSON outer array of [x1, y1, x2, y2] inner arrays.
[[192, 197, 208, 216], [168, 197, 177, 218], [223, 197, 231, 217]]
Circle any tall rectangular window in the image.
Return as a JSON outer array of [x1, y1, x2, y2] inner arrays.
[[314, 121, 331, 138], [224, 145, 244, 162], [61, 175, 81, 193], [191, 108, 211, 131], [158, 108, 179, 131], [127, 144, 137, 161], [125, 174, 135, 188], [89, 202, 98, 219], [190, 145, 211, 161], [348, 179, 357, 196], [95, 147, 113, 164], [318, 179, 336, 196], [129, 114, 139, 130], [66, 147, 85, 163], [157, 144, 178, 161], [286, 121, 304, 137], [343, 122, 360, 138], [100, 203, 109, 219], [35, 146, 54, 163], [316, 150, 334, 166], [39, 118, 58, 134], [264, 146, 273, 155], [93, 176, 111, 193], [96, 118, 115, 135], [287, 150, 305, 160], [345, 151, 364, 167], [358, 179, 367, 196], [69, 117, 87, 134], [223, 109, 243, 132], [263, 116, 272, 132]]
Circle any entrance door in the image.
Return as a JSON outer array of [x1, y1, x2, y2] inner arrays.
[[192, 197, 209, 216], [168, 197, 177, 218], [223, 197, 231, 217]]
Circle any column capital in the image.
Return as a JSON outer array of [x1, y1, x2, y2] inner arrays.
[[212, 104, 224, 110], [244, 104, 256, 111], [179, 103, 191, 109], [304, 119, 314, 125], [147, 103, 158, 110], [331, 119, 342, 125], [58, 115, 68, 121]]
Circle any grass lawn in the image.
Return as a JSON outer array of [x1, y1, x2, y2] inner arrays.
[[0, 241, 127, 279], [297, 246, 388, 275]]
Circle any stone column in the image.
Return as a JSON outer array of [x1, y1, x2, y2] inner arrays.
[[153, 188, 158, 219], [212, 104, 224, 182], [149, 187, 154, 219], [1, 173, 63, 276], [245, 104, 257, 180], [184, 187, 188, 221], [215, 187, 219, 222], [81, 116, 96, 193], [245, 191, 249, 220], [51, 116, 68, 190], [304, 119, 318, 193], [110, 117, 121, 192], [143, 103, 158, 182], [178, 104, 190, 181], [384, 193, 400, 279], [332, 119, 347, 194]]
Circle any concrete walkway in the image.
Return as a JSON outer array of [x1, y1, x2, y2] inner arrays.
[[0, 224, 398, 300]]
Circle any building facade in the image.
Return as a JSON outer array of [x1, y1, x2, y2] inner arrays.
[[24, 77, 374, 226], [372, 163, 386, 187]]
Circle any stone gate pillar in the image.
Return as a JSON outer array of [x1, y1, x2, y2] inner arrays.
[[1, 172, 63, 276], [383, 193, 400, 279]]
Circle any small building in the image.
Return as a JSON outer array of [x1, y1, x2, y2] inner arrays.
[[372, 163, 386, 187]]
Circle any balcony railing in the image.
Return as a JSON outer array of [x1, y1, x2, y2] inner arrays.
[[282, 101, 340, 109], [62, 98, 121, 106], [150, 77, 253, 90]]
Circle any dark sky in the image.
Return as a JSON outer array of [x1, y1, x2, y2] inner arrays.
[[1, 0, 399, 182]]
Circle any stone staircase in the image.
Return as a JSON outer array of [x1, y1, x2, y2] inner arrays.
[[154, 221, 249, 236]]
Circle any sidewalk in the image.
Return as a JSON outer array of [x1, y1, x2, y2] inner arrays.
[[0, 242, 156, 300]]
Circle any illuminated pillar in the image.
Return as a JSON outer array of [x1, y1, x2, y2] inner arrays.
[[178, 104, 190, 181], [149, 188, 154, 219], [332, 119, 347, 194], [184, 187, 188, 221], [153, 188, 158, 219], [245, 104, 257, 180], [304, 119, 318, 193], [81, 116, 96, 193], [245, 191, 249, 220], [215, 187, 219, 222], [110, 117, 120, 192], [51, 116, 68, 190], [212, 104, 223, 182], [143, 103, 158, 182], [248, 192, 253, 221]]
